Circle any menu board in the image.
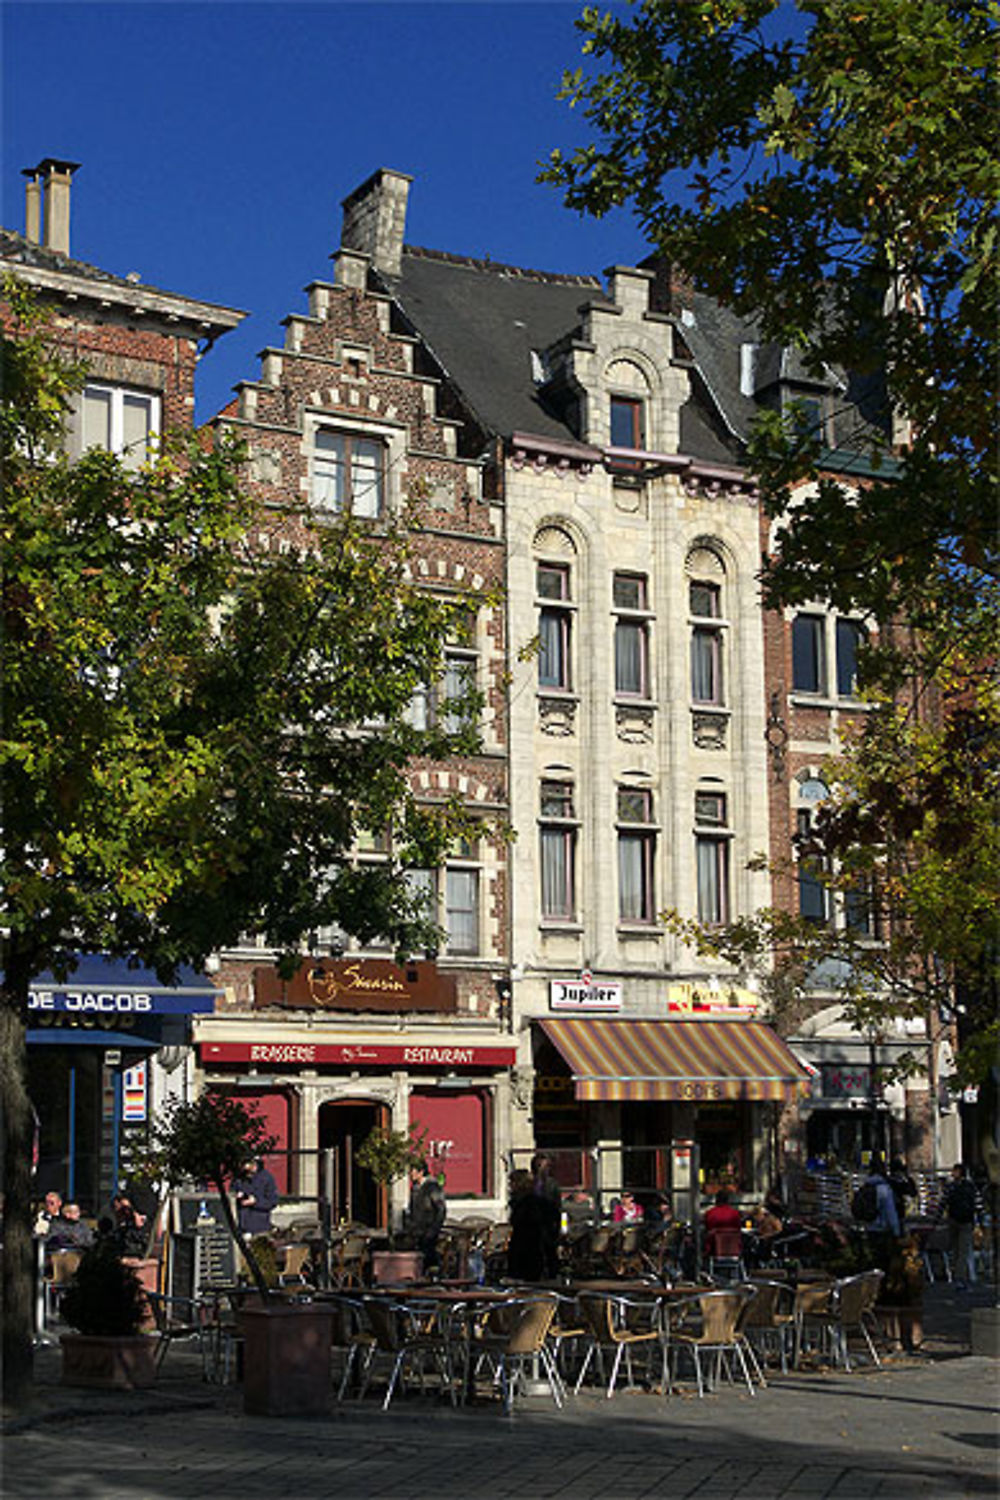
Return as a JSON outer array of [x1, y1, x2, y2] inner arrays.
[[169, 1194, 236, 1294]]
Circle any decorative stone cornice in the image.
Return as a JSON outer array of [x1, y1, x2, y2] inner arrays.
[[510, 430, 759, 497]]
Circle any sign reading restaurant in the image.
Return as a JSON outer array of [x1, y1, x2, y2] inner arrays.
[[200, 1040, 518, 1067]]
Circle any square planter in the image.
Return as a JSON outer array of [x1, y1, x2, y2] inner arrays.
[[241, 1301, 334, 1416], [60, 1332, 158, 1389], [370, 1249, 423, 1286]]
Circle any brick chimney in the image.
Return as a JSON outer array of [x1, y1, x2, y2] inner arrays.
[[340, 168, 412, 280], [22, 158, 80, 255]]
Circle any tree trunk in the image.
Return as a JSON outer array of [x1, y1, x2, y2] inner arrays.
[[1, 954, 36, 1408], [214, 1176, 272, 1304]]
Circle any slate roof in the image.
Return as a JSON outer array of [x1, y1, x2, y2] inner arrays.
[[386, 243, 887, 470], [389, 245, 609, 445]]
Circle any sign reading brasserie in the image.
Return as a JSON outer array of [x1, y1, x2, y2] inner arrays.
[[200, 1040, 517, 1067], [254, 957, 457, 1014]]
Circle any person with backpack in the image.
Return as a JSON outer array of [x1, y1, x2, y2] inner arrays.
[[937, 1162, 978, 1289], [856, 1156, 900, 1234]]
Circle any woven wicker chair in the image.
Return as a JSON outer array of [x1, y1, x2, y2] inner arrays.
[[574, 1291, 665, 1398], [667, 1286, 757, 1398], [800, 1270, 884, 1371], [474, 1295, 563, 1414]]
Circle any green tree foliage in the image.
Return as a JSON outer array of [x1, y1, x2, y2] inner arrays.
[[667, 623, 999, 1082], [543, 0, 998, 620], [547, 0, 999, 1086], [0, 283, 488, 1400]]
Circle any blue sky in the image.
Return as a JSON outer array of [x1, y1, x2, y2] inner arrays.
[[3, 2, 651, 419]]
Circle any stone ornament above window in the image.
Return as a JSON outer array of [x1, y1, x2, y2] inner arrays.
[[616, 704, 654, 744], [692, 710, 728, 750], [538, 696, 577, 737]]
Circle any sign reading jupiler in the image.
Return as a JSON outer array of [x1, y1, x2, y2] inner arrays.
[[550, 979, 623, 1011]]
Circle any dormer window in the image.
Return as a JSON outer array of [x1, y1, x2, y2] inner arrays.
[[610, 395, 644, 450]]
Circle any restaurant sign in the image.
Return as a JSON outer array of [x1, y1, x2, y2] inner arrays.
[[254, 957, 456, 1014], [200, 1040, 517, 1068]]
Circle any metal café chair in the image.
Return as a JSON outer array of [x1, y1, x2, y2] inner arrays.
[[666, 1285, 758, 1398], [573, 1290, 666, 1398], [800, 1270, 884, 1371], [356, 1294, 456, 1410], [473, 1294, 564, 1415]]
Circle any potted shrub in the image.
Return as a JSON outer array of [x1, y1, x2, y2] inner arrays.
[[357, 1124, 429, 1284], [144, 1092, 333, 1415], [60, 1239, 157, 1389]]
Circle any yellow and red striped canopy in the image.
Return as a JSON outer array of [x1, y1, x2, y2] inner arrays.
[[539, 1017, 809, 1103]]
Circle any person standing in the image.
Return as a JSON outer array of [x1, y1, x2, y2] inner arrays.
[[233, 1157, 279, 1237], [531, 1152, 562, 1279], [408, 1159, 446, 1275], [888, 1156, 918, 1229], [937, 1162, 978, 1289]]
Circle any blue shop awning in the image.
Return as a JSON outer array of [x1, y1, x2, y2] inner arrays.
[[27, 1027, 160, 1049], [28, 954, 220, 1017]]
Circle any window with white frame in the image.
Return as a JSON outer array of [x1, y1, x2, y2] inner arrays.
[[792, 612, 868, 698], [406, 643, 478, 734], [540, 779, 576, 921], [617, 786, 656, 922], [312, 428, 385, 518], [404, 836, 481, 956], [537, 562, 572, 691], [613, 572, 650, 698], [74, 383, 160, 471], [695, 788, 730, 925]]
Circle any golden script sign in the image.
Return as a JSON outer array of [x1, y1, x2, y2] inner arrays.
[[253, 958, 457, 1014]]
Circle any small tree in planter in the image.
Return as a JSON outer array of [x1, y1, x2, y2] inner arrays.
[[60, 1239, 156, 1388], [143, 1093, 335, 1416], [356, 1124, 428, 1252], [145, 1092, 277, 1302]]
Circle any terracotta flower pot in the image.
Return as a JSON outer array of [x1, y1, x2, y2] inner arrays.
[[60, 1332, 158, 1389]]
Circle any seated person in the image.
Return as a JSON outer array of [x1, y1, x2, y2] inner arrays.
[[106, 1190, 148, 1259], [704, 1189, 743, 1257], [643, 1192, 673, 1232], [33, 1190, 63, 1238], [612, 1189, 643, 1224], [47, 1201, 94, 1251]]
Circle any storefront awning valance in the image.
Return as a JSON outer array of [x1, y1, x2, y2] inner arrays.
[[539, 1017, 810, 1103], [29, 955, 220, 1016]]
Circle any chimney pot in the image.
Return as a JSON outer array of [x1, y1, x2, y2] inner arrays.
[[23, 158, 81, 256], [340, 168, 412, 280]]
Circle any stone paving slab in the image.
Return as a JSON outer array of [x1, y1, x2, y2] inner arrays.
[[4, 1353, 998, 1500], [5, 1283, 997, 1499]]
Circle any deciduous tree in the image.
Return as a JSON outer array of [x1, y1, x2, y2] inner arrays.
[[1, 284, 485, 1403]]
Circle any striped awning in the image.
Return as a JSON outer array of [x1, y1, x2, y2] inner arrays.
[[539, 1018, 810, 1103]]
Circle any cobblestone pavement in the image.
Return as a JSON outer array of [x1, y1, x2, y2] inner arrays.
[[4, 1286, 997, 1500]]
